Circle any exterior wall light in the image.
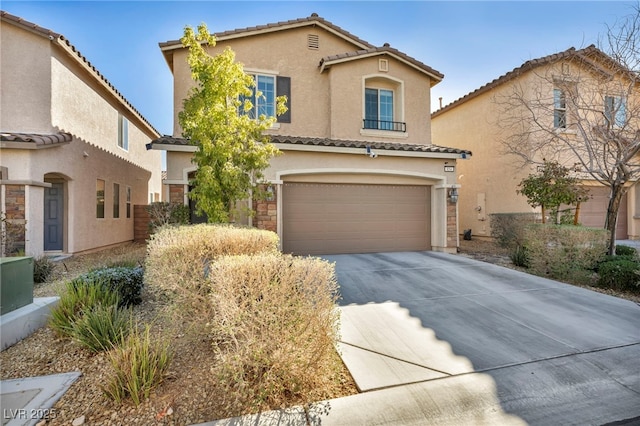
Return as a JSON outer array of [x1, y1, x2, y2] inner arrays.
[[449, 188, 459, 203], [266, 185, 275, 201]]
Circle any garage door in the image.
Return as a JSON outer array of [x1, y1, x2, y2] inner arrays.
[[580, 186, 628, 239], [282, 183, 430, 255]]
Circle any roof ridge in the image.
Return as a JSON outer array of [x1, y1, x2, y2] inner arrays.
[[1, 10, 161, 137], [159, 13, 375, 50]]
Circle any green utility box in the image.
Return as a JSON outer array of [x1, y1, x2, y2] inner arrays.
[[1, 256, 34, 315]]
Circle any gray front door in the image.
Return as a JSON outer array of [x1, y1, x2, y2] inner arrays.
[[44, 183, 63, 251]]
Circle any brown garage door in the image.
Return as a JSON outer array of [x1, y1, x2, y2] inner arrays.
[[580, 186, 628, 239], [282, 183, 431, 255]]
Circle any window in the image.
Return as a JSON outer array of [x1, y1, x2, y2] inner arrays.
[[239, 74, 291, 123], [126, 186, 131, 218], [118, 114, 128, 150], [554, 89, 566, 129], [113, 183, 120, 218], [365, 88, 395, 130], [240, 74, 275, 119], [96, 179, 105, 218], [605, 95, 626, 128]]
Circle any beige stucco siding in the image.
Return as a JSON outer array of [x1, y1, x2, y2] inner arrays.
[[326, 56, 432, 143], [0, 23, 52, 133], [172, 26, 381, 139], [50, 54, 162, 197], [432, 82, 536, 236]]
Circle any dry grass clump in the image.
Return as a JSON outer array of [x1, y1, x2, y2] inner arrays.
[[206, 253, 341, 413]]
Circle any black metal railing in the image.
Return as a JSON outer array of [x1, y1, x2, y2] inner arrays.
[[362, 119, 406, 132]]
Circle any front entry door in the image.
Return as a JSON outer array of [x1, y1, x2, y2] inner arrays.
[[44, 183, 64, 251]]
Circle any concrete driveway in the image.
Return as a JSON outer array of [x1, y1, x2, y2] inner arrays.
[[319, 251, 640, 425]]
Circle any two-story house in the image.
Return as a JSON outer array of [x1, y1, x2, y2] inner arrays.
[[0, 11, 163, 256], [432, 45, 639, 240], [149, 13, 471, 255]]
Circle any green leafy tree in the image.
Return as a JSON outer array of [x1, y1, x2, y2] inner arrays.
[[517, 161, 590, 225], [178, 24, 287, 222]]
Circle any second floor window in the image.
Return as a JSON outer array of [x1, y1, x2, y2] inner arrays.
[[605, 95, 626, 128], [241, 74, 275, 119], [118, 114, 129, 150], [553, 88, 566, 129], [365, 88, 395, 130]]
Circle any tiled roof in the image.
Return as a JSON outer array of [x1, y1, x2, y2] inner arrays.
[[0, 131, 73, 146], [0, 10, 160, 138], [320, 44, 444, 82], [432, 45, 623, 117], [149, 135, 471, 156], [159, 13, 374, 50]]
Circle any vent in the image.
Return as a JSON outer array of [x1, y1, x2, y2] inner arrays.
[[379, 58, 389, 72], [307, 34, 319, 50]]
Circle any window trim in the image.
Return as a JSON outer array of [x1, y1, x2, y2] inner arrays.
[[605, 95, 626, 128], [553, 88, 567, 129], [362, 74, 406, 133], [113, 183, 120, 219], [126, 186, 131, 219], [96, 179, 105, 219], [241, 70, 279, 120], [118, 114, 129, 151]]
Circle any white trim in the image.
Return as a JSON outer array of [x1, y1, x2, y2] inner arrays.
[[272, 143, 464, 159], [149, 144, 197, 152], [0, 180, 52, 188], [275, 168, 446, 185], [359, 129, 409, 139], [244, 67, 280, 76]]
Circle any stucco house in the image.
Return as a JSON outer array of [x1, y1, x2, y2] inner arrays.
[[148, 14, 471, 255], [0, 11, 163, 256], [432, 45, 639, 240]]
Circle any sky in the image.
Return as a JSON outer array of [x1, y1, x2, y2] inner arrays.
[[2, 1, 637, 138]]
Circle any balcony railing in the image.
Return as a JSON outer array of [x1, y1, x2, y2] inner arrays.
[[363, 119, 406, 132]]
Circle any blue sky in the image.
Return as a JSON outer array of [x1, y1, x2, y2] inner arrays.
[[2, 1, 636, 137]]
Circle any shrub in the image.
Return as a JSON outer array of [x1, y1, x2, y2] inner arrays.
[[597, 259, 640, 292], [615, 245, 638, 257], [103, 325, 172, 406], [205, 254, 341, 411], [33, 255, 56, 283], [489, 213, 538, 249], [77, 266, 144, 307], [70, 304, 131, 352], [145, 224, 279, 318], [50, 280, 120, 337], [510, 245, 530, 268], [523, 224, 607, 283], [146, 202, 190, 231]]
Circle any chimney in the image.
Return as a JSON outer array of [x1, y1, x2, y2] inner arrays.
[[439, 97, 443, 109]]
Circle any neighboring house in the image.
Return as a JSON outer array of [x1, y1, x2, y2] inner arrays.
[[432, 45, 638, 240], [149, 14, 471, 255], [0, 11, 163, 256]]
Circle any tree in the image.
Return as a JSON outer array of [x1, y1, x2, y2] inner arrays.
[[496, 6, 640, 255], [178, 24, 287, 223], [517, 161, 590, 225]]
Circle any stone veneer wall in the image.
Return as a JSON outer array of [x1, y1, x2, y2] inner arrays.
[[447, 201, 458, 248], [2, 184, 26, 254], [253, 185, 277, 232]]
